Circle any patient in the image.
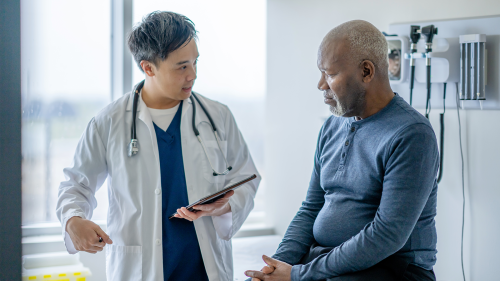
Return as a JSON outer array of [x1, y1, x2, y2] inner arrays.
[[245, 20, 439, 281]]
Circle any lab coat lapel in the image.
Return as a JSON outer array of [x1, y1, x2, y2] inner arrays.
[[137, 97, 160, 167], [179, 96, 222, 281], [182, 95, 192, 119], [180, 97, 194, 199]]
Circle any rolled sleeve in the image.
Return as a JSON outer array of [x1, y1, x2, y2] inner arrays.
[[55, 118, 108, 254]]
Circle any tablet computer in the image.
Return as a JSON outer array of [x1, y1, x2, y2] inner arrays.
[[168, 174, 257, 219]]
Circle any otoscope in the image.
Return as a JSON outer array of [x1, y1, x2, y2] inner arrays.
[[409, 25, 421, 106], [419, 24, 444, 183], [421, 25, 438, 119]]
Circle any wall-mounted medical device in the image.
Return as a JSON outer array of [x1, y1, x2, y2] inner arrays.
[[387, 15, 500, 110], [459, 34, 487, 109], [385, 36, 409, 84], [408, 26, 421, 105], [392, 30, 461, 87], [422, 25, 438, 118]]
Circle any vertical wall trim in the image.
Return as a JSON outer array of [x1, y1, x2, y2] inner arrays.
[[0, 0, 22, 279], [111, 0, 134, 100]]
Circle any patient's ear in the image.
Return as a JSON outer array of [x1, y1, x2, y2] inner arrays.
[[360, 60, 375, 83]]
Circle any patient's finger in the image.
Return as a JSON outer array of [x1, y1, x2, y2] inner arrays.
[[245, 270, 266, 280], [261, 265, 274, 274]]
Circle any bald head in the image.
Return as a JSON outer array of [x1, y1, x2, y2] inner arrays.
[[320, 20, 388, 79]]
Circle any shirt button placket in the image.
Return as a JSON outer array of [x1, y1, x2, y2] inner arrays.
[[339, 140, 348, 169], [340, 126, 355, 168]]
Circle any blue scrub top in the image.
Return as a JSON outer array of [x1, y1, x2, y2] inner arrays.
[[153, 101, 209, 281]]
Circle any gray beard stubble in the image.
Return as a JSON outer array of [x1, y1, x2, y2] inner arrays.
[[329, 79, 366, 117]]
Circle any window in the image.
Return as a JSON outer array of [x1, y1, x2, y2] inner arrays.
[[21, 0, 111, 224], [21, 0, 267, 228]]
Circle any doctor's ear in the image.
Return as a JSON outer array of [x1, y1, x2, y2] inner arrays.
[[140, 60, 155, 77]]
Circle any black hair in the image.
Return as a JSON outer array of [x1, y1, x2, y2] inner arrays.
[[128, 11, 198, 72]]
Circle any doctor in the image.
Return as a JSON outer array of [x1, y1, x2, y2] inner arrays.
[[56, 11, 260, 281]]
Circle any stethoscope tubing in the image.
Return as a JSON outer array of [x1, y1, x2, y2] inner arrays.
[[129, 80, 232, 175], [131, 80, 144, 140]]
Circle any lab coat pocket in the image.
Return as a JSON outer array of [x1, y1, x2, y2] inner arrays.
[[202, 140, 228, 184], [106, 245, 142, 281]]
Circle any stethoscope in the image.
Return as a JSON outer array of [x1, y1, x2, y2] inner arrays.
[[127, 80, 232, 176]]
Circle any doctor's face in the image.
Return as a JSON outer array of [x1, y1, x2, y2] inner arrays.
[[317, 39, 366, 117], [152, 39, 199, 101]]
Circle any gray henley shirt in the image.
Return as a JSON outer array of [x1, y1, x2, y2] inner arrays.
[[273, 94, 439, 281]]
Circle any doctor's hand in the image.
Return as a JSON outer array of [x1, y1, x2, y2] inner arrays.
[[244, 255, 292, 281], [66, 216, 113, 254], [174, 190, 234, 221]]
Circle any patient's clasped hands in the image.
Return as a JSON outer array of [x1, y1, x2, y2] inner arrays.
[[244, 255, 292, 281]]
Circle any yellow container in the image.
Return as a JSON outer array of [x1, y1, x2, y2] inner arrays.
[[23, 270, 91, 281]]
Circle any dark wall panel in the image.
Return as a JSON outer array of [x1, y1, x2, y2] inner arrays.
[[0, 0, 22, 280]]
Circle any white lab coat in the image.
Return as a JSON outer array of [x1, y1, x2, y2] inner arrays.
[[56, 83, 261, 281]]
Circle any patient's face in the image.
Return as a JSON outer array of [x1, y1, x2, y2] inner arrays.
[[317, 39, 366, 117]]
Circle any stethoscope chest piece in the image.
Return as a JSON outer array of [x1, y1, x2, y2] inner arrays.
[[128, 139, 138, 157]]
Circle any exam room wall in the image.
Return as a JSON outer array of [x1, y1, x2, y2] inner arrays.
[[265, 1, 500, 280]]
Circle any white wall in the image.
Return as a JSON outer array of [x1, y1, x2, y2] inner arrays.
[[265, 1, 500, 280]]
